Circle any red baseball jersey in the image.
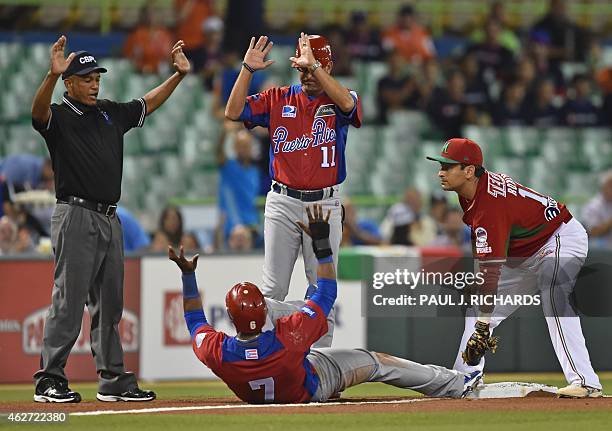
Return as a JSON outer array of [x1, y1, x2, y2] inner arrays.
[[191, 300, 327, 404], [239, 84, 362, 190], [459, 171, 572, 260]]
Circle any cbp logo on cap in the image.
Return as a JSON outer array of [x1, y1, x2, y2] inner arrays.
[[80, 55, 95, 64], [282, 105, 297, 118]]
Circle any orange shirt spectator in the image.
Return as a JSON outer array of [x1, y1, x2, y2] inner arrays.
[[123, 7, 173, 74], [382, 4, 435, 64], [175, 0, 214, 49]]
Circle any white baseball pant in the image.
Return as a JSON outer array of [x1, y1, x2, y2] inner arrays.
[[453, 218, 601, 389], [261, 186, 342, 348]]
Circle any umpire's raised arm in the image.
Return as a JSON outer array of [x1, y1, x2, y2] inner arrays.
[[296, 204, 337, 317], [142, 40, 191, 115]]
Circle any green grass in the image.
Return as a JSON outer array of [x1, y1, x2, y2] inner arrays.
[[1, 373, 611, 431]]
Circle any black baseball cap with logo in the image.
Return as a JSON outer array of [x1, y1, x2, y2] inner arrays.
[[62, 51, 107, 80]]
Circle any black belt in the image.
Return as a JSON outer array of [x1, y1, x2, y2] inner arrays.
[[57, 196, 117, 217], [272, 183, 334, 202]]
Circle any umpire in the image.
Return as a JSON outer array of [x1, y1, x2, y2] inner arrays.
[[31, 35, 190, 403]]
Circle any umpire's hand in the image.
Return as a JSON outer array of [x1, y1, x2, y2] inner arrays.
[[168, 245, 199, 273]]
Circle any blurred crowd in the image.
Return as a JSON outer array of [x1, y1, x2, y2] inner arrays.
[[1, 0, 611, 256], [2, 152, 612, 255], [114, 0, 612, 137]]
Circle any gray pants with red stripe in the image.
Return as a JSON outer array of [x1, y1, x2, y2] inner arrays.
[[453, 218, 601, 389]]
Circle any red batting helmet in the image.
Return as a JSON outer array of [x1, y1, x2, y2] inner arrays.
[[225, 282, 267, 335], [295, 35, 332, 68]]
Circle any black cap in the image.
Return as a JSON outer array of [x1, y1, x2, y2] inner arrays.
[[399, 4, 415, 16], [62, 51, 107, 80]]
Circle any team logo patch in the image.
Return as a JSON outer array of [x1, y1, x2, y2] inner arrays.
[[195, 332, 206, 348], [245, 349, 259, 360], [475, 227, 488, 245], [475, 227, 492, 254], [301, 306, 317, 318], [314, 104, 335, 117], [282, 105, 297, 118]]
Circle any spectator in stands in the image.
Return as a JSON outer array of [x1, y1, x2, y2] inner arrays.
[[217, 125, 260, 244], [562, 74, 600, 127], [340, 198, 383, 246], [0, 216, 18, 255], [200, 16, 224, 91], [581, 170, 612, 249], [382, 4, 435, 65], [426, 70, 466, 139], [460, 52, 490, 113], [377, 51, 420, 124], [174, 0, 215, 72], [227, 224, 255, 252], [122, 4, 173, 74], [527, 78, 562, 126], [223, 0, 265, 55], [514, 56, 538, 106], [417, 59, 442, 108], [465, 19, 515, 85], [597, 67, 612, 126], [181, 232, 201, 252], [382, 187, 436, 246], [116, 207, 151, 252], [324, 26, 352, 76], [492, 80, 528, 126], [471, 1, 520, 55], [428, 191, 448, 236], [531, 0, 590, 64], [151, 205, 184, 251], [528, 30, 565, 90], [0, 154, 53, 191], [345, 11, 382, 62], [429, 207, 471, 250]]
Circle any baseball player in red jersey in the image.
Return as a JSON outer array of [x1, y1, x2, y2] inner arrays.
[[169, 204, 482, 404], [427, 138, 603, 398], [225, 33, 362, 347]]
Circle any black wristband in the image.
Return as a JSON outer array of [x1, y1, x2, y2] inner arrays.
[[313, 238, 332, 259], [242, 62, 255, 73]]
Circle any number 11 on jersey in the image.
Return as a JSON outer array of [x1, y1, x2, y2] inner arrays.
[[321, 145, 336, 168]]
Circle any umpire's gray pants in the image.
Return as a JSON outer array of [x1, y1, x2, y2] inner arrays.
[[33, 203, 137, 393], [308, 348, 465, 401]]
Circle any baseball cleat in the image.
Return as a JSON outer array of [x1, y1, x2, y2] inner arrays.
[[557, 384, 603, 398], [34, 377, 82, 403], [461, 370, 483, 398], [97, 387, 156, 402]]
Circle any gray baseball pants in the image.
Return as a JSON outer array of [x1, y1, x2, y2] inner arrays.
[[262, 186, 342, 348], [33, 203, 137, 394], [263, 299, 465, 401]]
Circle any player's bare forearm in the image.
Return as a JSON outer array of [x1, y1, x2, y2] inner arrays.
[[142, 71, 185, 116], [183, 297, 204, 313], [31, 71, 60, 124], [225, 68, 253, 120], [317, 260, 336, 281], [312, 68, 354, 113], [477, 261, 502, 318]]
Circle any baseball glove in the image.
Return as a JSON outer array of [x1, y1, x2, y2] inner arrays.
[[462, 321, 499, 366]]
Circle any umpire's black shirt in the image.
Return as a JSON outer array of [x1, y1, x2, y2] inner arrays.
[[33, 93, 146, 204]]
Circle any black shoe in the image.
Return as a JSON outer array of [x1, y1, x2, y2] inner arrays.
[[34, 377, 82, 403], [97, 387, 156, 402]]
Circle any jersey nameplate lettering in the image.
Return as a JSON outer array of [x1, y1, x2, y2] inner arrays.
[[272, 118, 336, 154], [487, 172, 518, 198]]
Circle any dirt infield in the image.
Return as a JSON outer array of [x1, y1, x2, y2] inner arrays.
[[2, 396, 612, 416]]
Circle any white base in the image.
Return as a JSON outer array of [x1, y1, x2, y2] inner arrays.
[[465, 382, 558, 399]]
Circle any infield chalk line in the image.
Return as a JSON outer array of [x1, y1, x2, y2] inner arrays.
[[71, 398, 438, 416]]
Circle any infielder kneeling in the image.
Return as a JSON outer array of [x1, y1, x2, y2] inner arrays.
[[169, 204, 480, 404]]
